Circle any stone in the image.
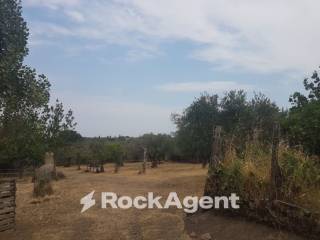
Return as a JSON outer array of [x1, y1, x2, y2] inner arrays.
[[200, 233, 212, 240]]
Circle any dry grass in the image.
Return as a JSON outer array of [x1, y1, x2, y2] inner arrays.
[[1, 162, 206, 240], [0, 162, 308, 240], [221, 144, 320, 210]]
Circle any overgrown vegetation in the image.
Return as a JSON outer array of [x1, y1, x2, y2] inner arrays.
[[210, 144, 320, 211], [200, 70, 320, 237], [172, 91, 280, 166]]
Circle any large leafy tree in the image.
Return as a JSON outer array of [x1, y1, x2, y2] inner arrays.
[[0, 0, 47, 167], [172, 91, 280, 163], [285, 68, 320, 155], [249, 93, 279, 143], [172, 93, 219, 166], [0, 0, 77, 168], [0, 67, 51, 167], [0, 0, 28, 93], [140, 133, 174, 167]]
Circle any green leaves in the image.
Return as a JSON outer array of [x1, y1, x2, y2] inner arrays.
[[173, 91, 279, 162], [285, 68, 320, 156], [0, 1, 77, 167], [0, 0, 29, 93]]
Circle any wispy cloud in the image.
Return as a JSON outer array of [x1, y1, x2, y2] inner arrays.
[[25, 0, 80, 9], [24, 0, 320, 72], [156, 81, 253, 93], [64, 10, 85, 23]]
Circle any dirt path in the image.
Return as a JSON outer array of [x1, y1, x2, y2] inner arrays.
[[0, 163, 306, 240], [185, 211, 305, 240]]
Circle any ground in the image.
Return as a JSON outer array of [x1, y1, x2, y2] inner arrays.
[[0, 162, 306, 240]]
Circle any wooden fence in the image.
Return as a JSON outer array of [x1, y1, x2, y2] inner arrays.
[[0, 179, 16, 232]]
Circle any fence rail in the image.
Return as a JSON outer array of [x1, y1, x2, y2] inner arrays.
[[0, 179, 16, 232], [0, 169, 34, 179]]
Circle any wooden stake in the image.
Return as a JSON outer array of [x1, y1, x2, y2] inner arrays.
[[270, 123, 282, 200]]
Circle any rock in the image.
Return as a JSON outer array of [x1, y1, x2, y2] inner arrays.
[[200, 233, 212, 240], [190, 231, 197, 238]]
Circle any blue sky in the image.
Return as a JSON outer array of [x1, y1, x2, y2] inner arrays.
[[22, 0, 320, 137]]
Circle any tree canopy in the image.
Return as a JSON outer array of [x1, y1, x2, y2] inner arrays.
[[172, 91, 280, 164], [0, 0, 77, 168], [284, 68, 320, 155]]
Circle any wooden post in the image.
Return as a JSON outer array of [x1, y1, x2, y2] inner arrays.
[[142, 148, 147, 174], [210, 125, 222, 169], [270, 123, 282, 200]]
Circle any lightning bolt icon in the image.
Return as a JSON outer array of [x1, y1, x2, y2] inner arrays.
[[80, 191, 96, 213]]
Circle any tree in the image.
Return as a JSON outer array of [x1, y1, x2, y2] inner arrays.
[[88, 140, 107, 172], [45, 99, 77, 152], [0, 0, 28, 94], [105, 143, 124, 173], [0, 67, 51, 168], [172, 91, 280, 163], [172, 93, 219, 166], [140, 133, 173, 168], [284, 68, 320, 155], [0, 0, 77, 169], [219, 90, 250, 152], [249, 93, 279, 143]]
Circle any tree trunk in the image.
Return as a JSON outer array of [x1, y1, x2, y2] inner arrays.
[[202, 159, 207, 168], [141, 148, 147, 174], [151, 158, 158, 168]]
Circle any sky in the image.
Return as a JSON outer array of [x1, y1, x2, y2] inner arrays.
[[22, 0, 320, 137]]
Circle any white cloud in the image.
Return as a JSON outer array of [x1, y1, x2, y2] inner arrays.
[[64, 10, 85, 23], [157, 81, 253, 93], [25, 0, 80, 9], [24, 0, 320, 73]]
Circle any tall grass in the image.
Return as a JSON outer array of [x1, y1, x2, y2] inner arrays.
[[214, 143, 320, 211]]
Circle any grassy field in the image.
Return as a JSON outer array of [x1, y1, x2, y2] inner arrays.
[[0, 163, 306, 240]]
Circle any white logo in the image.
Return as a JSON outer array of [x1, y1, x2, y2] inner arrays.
[[81, 192, 240, 213], [80, 191, 96, 213]]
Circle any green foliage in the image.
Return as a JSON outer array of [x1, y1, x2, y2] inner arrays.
[[105, 143, 124, 165], [140, 133, 174, 163], [123, 138, 144, 161], [0, 0, 28, 87], [172, 93, 219, 164], [285, 68, 320, 155], [0, 67, 51, 167], [0, 0, 77, 168], [89, 140, 108, 164], [45, 99, 77, 151], [172, 91, 279, 162]]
